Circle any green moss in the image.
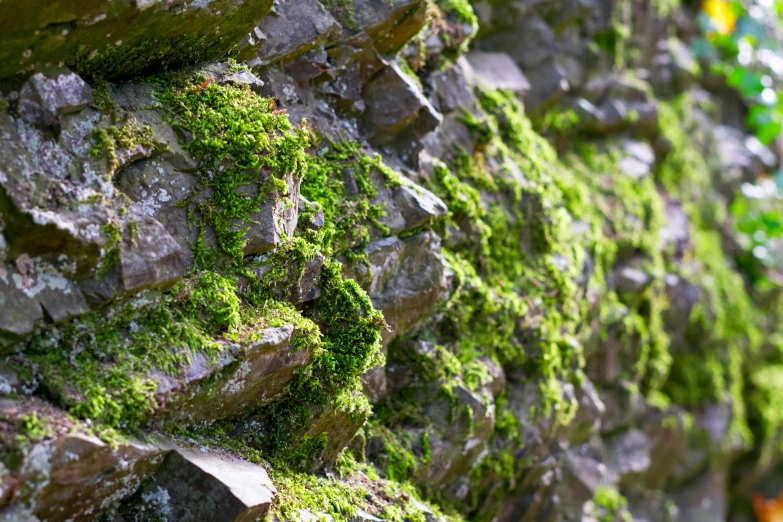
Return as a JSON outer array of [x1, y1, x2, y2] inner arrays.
[[15, 273, 318, 433], [14, 412, 52, 447], [593, 486, 632, 522], [656, 96, 712, 199], [320, 0, 359, 31], [153, 75, 310, 268], [90, 118, 163, 179], [299, 140, 404, 265], [655, 94, 762, 446]]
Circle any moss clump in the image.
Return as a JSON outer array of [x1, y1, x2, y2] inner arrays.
[[14, 273, 318, 433], [593, 486, 632, 522], [153, 76, 310, 268], [655, 93, 762, 446], [270, 449, 456, 522], [90, 118, 163, 179], [320, 0, 359, 31], [191, 259, 385, 468], [299, 140, 402, 264], [14, 412, 53, 446]]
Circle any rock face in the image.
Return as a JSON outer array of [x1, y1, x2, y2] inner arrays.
[[0, 0, 275, 79], [0, 1, 779, 522], [122, 448, 276, 522], [155, 324, 317, 426]]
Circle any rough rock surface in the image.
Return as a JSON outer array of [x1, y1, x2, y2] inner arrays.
[[0, 1, 780, 522]]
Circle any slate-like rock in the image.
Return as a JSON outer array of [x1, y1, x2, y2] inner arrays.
[[343, 230, 451, 343], [466, 52, 531, 96], [119, 212, 186, 294], [0, 259, 90, 351], [125, 448, 276, 522], [478, 16, 569, 111], [606, 429, 652, 488], [16, 431, 164, 521], [17, 69, 94, 129], [372, 180, 448, 237], [156, 324, 317, 426], [0, 0, 275, 80], [250, 0, 342, 67], [348, 0, 429, 54], [362, 62, 443, 142]]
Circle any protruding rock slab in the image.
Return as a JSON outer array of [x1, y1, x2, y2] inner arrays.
[[466, 52, 531, 96], [250, 0, 341, 67], [344, 230, 451, 343], [156, 324, 317, 426], [125, 448, 276, 522], [17, 69, 94, 129], [0, 0, 275, 80], [362, 62, 443, 142], [16, 432, 164, 522]]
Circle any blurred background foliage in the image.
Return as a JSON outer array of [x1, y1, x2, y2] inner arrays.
[[699, 0, 783, 290]]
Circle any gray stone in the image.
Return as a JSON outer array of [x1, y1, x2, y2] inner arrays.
[[118, 158, 205, 271], [0, 258, 90, 350], [0, 271, 44, 348], [555, 444, 617, 520], [615, 266, 653, 295], [18, 69, 93, 129], [0, 110, 111, 278], [413, 383, 495, 498], [627, 490, 679, 522], [673, 471, 726, 522], [351, 509, 383, 522], [200, 63, 266, 93], [119, 212, 186, 294], [568, 377, 606, 444], [617, 139, 656, 180], [156, 324, 317, 426], [0, 0, 274, 80], [663, 274, 700, 337], [0, 362, 20, 395], [316, 36, 386, 116], [343, 230, 451, 344], [478, 16, 568, 111], [361, 365, 387, 404], [250, 0, 341, 67], [479, 356, 506, 397], [660, 200, 690, 257], [128, 448, 276, 522], [607, 429, 652, 487], [347, 0, 429, 54], [714, 125, 777, 199], [363, 62, 443, 142], [298, 196, 325, 230], [641, 407, 689, 490], [466, 52, 531, 96], [651, 38, 699, 96], [17, 432, 165, 522], [600, 383, 646, 434], [0, 506, 40, 521], [430, 59, 483, 116], [373, 180, 448, 237], [581, 73, 652, 105]]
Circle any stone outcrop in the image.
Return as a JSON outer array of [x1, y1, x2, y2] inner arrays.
[[0, 1, 781, 522]]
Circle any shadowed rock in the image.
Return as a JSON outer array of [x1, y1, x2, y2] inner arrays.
[[155, 324, 317, 426], [0, 0, 275, 80], [250, 0, 341, 67], [123, 448, 276, 522]]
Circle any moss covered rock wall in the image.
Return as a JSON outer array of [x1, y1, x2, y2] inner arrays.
[[0, 0, 781, 521]]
